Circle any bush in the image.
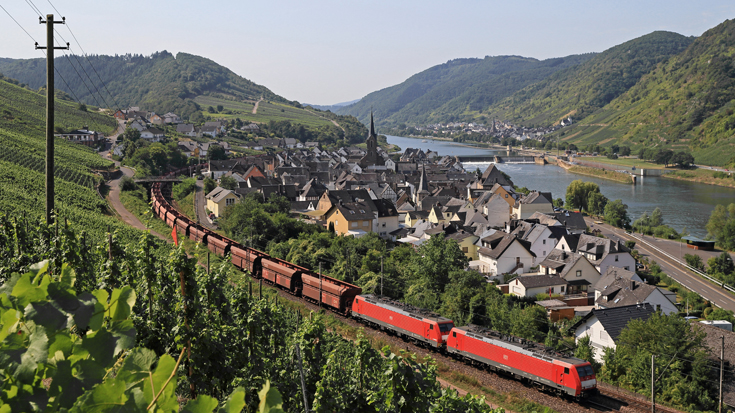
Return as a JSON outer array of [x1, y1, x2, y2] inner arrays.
[[119, 175, 137, 191], [172, 177, 197, 200]]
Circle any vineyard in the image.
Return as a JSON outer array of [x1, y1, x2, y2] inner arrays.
[[0, 78, 117, 140], [0, 216, 500, 412]]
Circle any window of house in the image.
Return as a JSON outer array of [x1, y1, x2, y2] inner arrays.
[[550, 287, 554, 294], [463, 247, 468, 253], [351, 222, 358, 228], [615, 255, 619, 262], [624, 266, 629, 270], [542, 239, 546, 244], [226, 198, 235, 206], [505, 194, 508, 198], [363, 221, 368, 226], [382, 222, 386, 227], [561, 286, 565, 293], [335, 220, 339, 226], [576, 270, 582, 277]]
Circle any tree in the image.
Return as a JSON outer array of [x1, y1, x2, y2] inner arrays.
[[203, 177, 216, 194], [604, 199, 630, 228], [207, 144, 227, 160], [670, 151, 694, 168], [207, 105, 215, 113], [706, 203, 735, 246], [77, 103, 87, 112], [123, 127, 141, 143], [615, 313, 715, 410], [553, 198, 564, 208], [707, 251, 734, 276], [587, 191, 609, 217], [565, 180, 601, 212], [706, 308, 735, 324], [216, 104, 224, 112], [219, 175, 237, 190], [684, 253, 705, 271], [409, 234, 469, 294], [650, 207, 663, 227], [619, 146, 631, 156], [574, 335, 600, 372], [654, 149, 674, 166]]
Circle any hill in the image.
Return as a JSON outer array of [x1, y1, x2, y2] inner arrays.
[[0, 77, 134, 239], [486, 31, 694, 127], [336, 54, 596, 127], [550, 19, 735, 166]]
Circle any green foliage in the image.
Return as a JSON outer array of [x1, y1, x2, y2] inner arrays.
[[705, 308, 735, 324], [219, 176, 238, 190], [573, 335, 601, 372], [706, 203, 735, 251], [173, 177, 197, 200], [604, 199, 631, 228], [208, 144, 227, 160], [565, 180, 601, 212], [203, 177, 217, 194], [683, 253, 705, 271], [632, 207, 680, 238], [586, 191, 608, 216], [125, 141, 188, 176], [613, 313, 715, 410]]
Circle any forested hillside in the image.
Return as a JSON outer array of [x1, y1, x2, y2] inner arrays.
[[0, 51, 287, 121], [337, 54, 595, 127], [486, 31, 694, 126], [540, 19, 735, 166]]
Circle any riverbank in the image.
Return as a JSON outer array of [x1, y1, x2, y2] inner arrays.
[[663, 168, 735, 188], [558, 160, 634, 184]]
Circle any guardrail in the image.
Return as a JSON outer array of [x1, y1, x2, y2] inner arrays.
[[628, 233, 735, 295]]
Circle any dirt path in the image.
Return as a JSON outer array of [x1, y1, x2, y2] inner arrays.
[[252, 97, 263, 114]]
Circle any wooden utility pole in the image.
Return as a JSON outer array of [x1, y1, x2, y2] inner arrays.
[[380, 256, 383, 296], [35, 14, 69, 224], [319, 262, 322, 308]]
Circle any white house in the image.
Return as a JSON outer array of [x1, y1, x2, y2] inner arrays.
[[538, 249, 601, 295], [477, 235, 535, 276], [508, 274, 568, 298], [140, 128, 165, 142], [595, 278, 678, 315], [576, 234, 636, 274], [571, 304, 657, 363], [512, 191, 555, 220]]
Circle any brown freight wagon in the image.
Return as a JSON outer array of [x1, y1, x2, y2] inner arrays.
[[165, 211, 177, 227], [189, 225, 208, 243], [207, 235, 231, 256], [175, 216, 190, 238], [261, 259, 304, 295], [301, 273, 362, 314], [230, 246, 267, 276]]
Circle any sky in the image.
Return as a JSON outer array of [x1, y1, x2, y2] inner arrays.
[[1, 1, 735, 105]]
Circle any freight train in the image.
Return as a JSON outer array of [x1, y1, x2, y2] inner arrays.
[[151, 176, 596, 398]]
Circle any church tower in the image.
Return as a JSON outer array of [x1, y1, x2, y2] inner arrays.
[[359, 111, 384, 168]]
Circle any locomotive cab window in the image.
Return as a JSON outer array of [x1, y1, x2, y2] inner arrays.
[[439, 323, 453, 333], [430, 324, 434, 330], [564, 367, 569, 375], [452, 332, 456, 337]]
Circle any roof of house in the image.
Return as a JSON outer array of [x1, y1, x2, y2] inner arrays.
[[554, 211, 587, 231], [570, 303, 657, 342], [593, 266, 640, 292], [511, 274, 567, 288], [595, 279, 663, 309], [479, 235, 535, 260], [374, 198, 398, 218], [328, 201, 376, 221], [539, 249, 590, 277], [206, 187, 238, 203], [176, 124, 195, 133]]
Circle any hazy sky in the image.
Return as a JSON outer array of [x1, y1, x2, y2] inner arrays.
[[1, 1, 734, 105]]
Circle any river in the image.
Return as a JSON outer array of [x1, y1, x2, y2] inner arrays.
[[386, 135, 735, 238]]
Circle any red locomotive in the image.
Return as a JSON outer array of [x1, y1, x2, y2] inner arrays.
[[447, 325, 596, 397], [351, 294, 454, 348]]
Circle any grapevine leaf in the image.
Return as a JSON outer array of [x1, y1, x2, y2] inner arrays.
[[217, 387, 246, 413], [181, 394, 219, 413], [143, 353, 178, 413], [114, 347, 157, 389], [25, 301, 66, 332], [48, 359, 86, 409], [71, 292, 98, 332], [12, 273, 49, 308], [80, 329, 116, 371], [110, 320, 136, 355], [68, 374, 129, 412], [0, 273, 21, 300], [0, 307, 20, 343], [28, 260, 50, 284], [89, 290, 109, 331], [257, 381, 285, 413], [59, 263, 76, 290], [108, 287, 136, 322], [48, 332, 73, 360], [14, 324, 48, 383]]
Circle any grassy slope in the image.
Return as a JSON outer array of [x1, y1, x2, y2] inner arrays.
[[0, 78, 138, 240], [194, 96, 333, 127]]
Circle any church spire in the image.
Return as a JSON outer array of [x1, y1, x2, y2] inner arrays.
[[369, 110, 376, 137]]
